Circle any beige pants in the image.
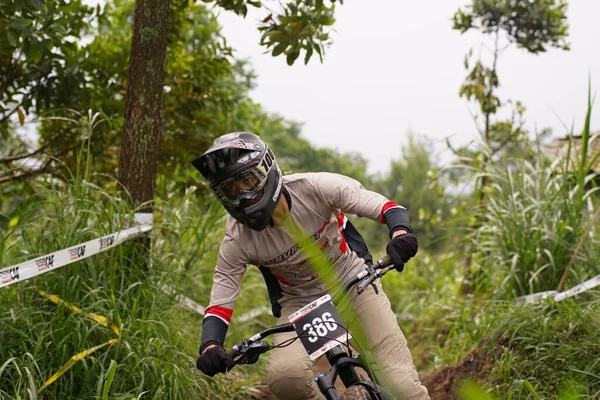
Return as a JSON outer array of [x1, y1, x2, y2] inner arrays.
[[266, 281, 430, 400]]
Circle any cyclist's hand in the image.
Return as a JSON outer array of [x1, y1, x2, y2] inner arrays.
[[386, 232, 418, 272], [196, 345, 235, 377]]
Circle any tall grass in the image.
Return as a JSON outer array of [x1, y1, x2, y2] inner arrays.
[[489, 296, 600, 399], [467, 96, 599, 298], [0, 112, 261, 399], [384, 91, 600, 400]]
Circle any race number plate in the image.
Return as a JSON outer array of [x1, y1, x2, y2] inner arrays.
[[288, 294, 352, 360]]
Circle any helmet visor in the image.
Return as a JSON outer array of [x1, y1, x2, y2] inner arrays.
[[212, 167, 268, 208]]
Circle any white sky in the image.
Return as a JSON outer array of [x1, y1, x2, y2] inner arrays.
[[216, 1, 600, 174]]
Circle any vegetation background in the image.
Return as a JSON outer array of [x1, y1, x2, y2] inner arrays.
[[1, 0, 599, 399]]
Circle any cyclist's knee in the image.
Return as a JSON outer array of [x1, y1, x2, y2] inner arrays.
[[267, 360, 316, 399]]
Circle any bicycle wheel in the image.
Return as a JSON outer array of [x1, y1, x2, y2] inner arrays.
[[341, 381, 388, 400], [340, 385, 371, 400]]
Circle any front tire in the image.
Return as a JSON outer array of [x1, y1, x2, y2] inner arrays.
[[340, 385, 372, 400]]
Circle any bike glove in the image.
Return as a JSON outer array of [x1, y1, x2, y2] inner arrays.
[[196, 345, 235, 377], [386, 233, 418, 272]]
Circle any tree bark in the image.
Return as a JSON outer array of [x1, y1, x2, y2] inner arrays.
[[118, 0, 170, 212]]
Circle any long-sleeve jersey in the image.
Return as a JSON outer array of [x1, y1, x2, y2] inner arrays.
[[200, 172, 409, 350]]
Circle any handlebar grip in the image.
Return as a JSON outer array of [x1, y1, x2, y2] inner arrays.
[[226, 345, 240, 359], [378, 254, 393, 267]]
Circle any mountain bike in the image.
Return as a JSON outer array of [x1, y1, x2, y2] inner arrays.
[[226, 255, 398, 400]]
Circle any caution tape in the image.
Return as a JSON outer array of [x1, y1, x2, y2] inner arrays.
[[0, 224, 151, 288], [517, 273, 600, 304], [38, 289, 120, 336], [554, 274, 600, 301], [36, 290, 120, 392], [38, 338, 119, 392], [0, 216, 150, 389]]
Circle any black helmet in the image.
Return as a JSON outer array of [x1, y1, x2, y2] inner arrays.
[[191, 132, 283, 231]]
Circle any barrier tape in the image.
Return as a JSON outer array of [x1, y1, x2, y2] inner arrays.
[[0, 225, 151, 288], [161, 284, 206, 315], [36, 290, 120, 392], [554, 274, 600, 301], [38, 289, 120, 336], [38, 338, 119, 392], [0, 215, 151, 391], [517, 273, 600, 304]]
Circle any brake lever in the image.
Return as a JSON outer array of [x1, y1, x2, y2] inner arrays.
[[234, 340, 270, 365], [357, 272, 378, 294], [356, 266, 395, 294]]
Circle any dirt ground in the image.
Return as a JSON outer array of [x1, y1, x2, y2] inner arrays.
[[420, 346, 498, 400]]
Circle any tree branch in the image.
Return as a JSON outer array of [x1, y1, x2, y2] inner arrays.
[[0, 144, 78, 185], [0, 133, 61, 164], [0, 101, 24, 124]]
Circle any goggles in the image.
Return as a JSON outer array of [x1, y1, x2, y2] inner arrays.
[[212, 166, 268, 208]]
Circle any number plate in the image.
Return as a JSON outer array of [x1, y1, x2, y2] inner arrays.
[[288, 294, 352, 360]]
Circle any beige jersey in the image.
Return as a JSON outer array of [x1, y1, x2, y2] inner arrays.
[[203, 172, 402, 325]]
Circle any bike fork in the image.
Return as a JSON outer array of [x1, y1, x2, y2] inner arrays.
[[314, 374, 341, 400], [326, 345, 362, 387], [315, 345, 362, 399]]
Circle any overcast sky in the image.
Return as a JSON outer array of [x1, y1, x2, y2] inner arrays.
[[215, 1, 600, 174]]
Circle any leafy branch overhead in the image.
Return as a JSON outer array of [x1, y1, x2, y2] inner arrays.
[[0, 0, 98, 121], [451, 0, 569, 159], [210, 0, 341, 65], [452, 0, 570, 53]]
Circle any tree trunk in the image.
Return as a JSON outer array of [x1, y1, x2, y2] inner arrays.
[[118, 0, 170, 212]]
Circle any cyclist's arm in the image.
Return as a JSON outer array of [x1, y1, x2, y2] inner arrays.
[[310, 172, 412, 237], [200, 232, 248, 353]]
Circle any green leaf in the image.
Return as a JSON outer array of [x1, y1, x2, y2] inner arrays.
[[523, 380, 540, 400], [101, 360, 118, 400], [286, 49, 300, 65], [25, 0, 43, 11], [8, 216, 19, 228], [304, 45, 313, 65], [271, 42, 286, 57], [26, 43, 43, 63], [6, 31, 17, 47], [17, 108, 25, 126], [313, 42, 323, 63], [8, 18, 33, 30]]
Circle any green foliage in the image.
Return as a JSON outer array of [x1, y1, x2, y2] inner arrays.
[[453, 0, 570, 53], [212, 0, 342, 65], [457, 380, 497, 400], [451, 0, 570, 188], [490, 298, 600, 399], [459, 55, 500, 118], [0, 0, 97, 123], [249, 112, 369, 182], [466, 97, 599, 297], [468, 155, 599, 297], [354, 134, 454, 252], [0, 117, 259, 399]]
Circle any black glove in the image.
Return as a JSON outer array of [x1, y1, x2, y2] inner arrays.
[[386, 233, 418, 272], [196, 345, 235, 377]]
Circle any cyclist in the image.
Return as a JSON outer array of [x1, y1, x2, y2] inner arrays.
[[192, 132, 430, 399]]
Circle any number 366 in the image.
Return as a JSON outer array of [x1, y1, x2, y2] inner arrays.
[[303, 312, 339, 343]]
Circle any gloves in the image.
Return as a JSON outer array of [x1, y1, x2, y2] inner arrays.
[[386, 233, 418, 272], [196, 345, 235, 377]]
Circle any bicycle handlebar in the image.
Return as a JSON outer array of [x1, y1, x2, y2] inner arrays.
[[226, 254, 395, 361]]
